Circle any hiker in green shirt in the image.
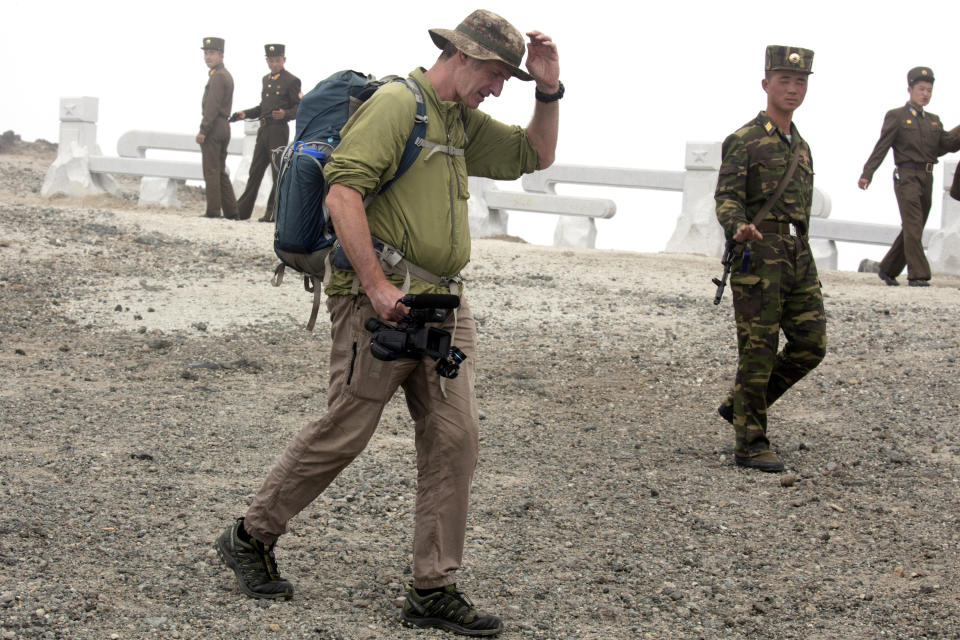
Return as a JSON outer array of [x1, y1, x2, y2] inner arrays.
[[216, 9, 561, 637]]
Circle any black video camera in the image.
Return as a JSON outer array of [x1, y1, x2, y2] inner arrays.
[[365, 294, 467, 379]]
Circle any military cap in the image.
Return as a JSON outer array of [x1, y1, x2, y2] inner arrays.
[[201, 37, 225, 52], [264, 43, 285, 57], [765, 45, 814, 75], [429, 9, 533, 81], [908, 66, 934, 85]]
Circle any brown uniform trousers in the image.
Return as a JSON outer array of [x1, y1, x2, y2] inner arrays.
[[881, 166, 933, 280], [244, 294, 479, 589], [200, 64, 238, 218], [236, 122, 288, 220]]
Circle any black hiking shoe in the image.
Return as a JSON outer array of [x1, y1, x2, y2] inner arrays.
[[400, 584, 503, 637], [215, 518, 293, 600]]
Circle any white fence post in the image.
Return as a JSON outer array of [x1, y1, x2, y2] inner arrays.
[[665, 142, 724, 258], [41, 97, 118, 198], [467, 177, 510, 237], [928, 158, 960, 276]]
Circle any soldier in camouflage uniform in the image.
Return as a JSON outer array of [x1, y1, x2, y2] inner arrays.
[[715, 45, 827, 473]]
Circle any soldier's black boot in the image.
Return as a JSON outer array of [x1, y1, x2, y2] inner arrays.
[[216, 518, 294, 600], [401, 584, 503, 637], [717, 402, 733, 425], [878, 272, 899, 286]]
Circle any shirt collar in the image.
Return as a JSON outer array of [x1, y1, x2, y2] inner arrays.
[[758, 111, 799, 142]]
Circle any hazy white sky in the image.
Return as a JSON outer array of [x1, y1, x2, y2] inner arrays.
[[4, 0, 960, 270]]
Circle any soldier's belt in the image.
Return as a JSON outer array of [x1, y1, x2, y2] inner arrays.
[[896, 162, 934, 173], [755, 221, 805, 237]]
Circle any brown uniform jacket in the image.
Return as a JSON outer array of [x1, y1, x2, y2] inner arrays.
[[861, 102, 960, 181], [241, 69, 301, 124], [200, 63, 234, 139]]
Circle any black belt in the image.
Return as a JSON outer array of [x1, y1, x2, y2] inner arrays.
[[897, 161, 934, 173], [755, 221, 806, 237]]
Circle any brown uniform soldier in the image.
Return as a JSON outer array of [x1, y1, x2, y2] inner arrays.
[[859, 67, 960, 286], [197, 37, 238, 219], [234, 44, 301, 222]]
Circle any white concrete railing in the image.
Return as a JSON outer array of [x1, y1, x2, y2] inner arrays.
[[42, 97, 270, 208], [473, 145, 960, 273], [41, 96, 960, 273]]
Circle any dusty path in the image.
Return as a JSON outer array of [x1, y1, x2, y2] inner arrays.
[[2, 142, 959, 639]]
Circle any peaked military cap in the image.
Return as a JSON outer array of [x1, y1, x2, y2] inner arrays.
[[265, 43, 285, 57], [765, 45, 814, 75], [201, 37, 225, 52], [429, 9, 533, 81], [907, 66, 934, 85]]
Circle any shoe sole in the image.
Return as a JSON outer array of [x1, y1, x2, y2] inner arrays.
[[400, 613, 503, 637], [734, 456, 784, 473], [215, 538, 294, 601]]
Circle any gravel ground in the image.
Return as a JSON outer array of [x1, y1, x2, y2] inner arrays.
[[2, 140, 960, 640]]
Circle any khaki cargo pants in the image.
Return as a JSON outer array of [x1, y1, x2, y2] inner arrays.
[[244, 293, 479, 589]]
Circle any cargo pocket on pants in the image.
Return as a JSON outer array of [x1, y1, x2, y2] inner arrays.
[[731, 273, 764, 321]]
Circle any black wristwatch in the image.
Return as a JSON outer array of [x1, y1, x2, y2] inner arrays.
[[535, 80, 564, 103]]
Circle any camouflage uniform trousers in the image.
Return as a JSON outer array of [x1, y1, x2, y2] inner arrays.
[[720, 234, 827, 456]]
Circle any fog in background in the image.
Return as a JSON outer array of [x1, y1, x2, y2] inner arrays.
[[4, 0, 959, 271]]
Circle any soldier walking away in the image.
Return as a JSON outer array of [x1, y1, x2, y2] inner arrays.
[[214, 9, 560, 637], [858, 67, 960, 286], [233, 44, 301, 222], [197, 37, 238, 219], [714, 46, 827, 473]]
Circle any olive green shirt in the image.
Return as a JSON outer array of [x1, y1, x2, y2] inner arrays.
[[715, 111, 814, 239], [860, 103, 960, 181], [323, 67, 539, 295]]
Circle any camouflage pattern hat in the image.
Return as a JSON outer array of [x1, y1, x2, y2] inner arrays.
[[908, 66, 934, 85], [765, 45, 814, 75], [429, 9, 533, 82], [264, 44, 285, 57], [201, 37, 225, 52]]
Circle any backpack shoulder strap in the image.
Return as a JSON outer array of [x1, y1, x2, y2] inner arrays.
[[377, 77, 429, 194]]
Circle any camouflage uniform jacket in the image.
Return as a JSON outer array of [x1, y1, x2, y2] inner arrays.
[[860, 103, 960, 182], [241, 69, 301, 124], [715, 111, 813, 239]]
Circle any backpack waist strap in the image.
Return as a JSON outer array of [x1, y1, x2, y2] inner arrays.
[[334, 237, 463, 295]]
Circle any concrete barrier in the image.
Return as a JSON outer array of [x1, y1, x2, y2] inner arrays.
[[42, 96, 960, 272], [42, 97, 271, 208]]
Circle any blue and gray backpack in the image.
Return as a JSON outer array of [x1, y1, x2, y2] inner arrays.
[[271, 69, 427, 329]]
